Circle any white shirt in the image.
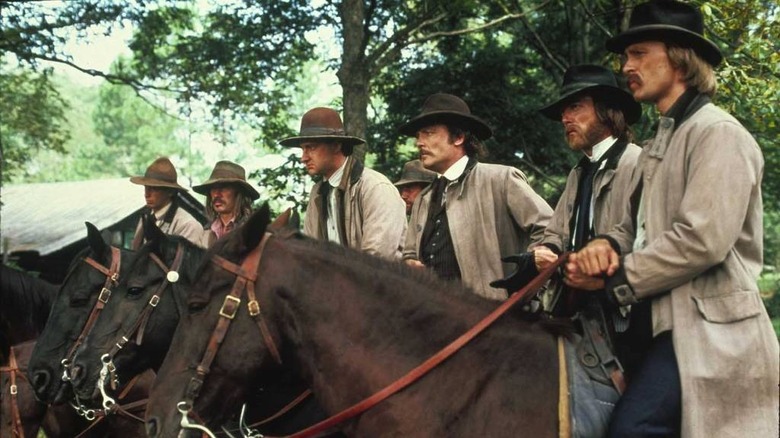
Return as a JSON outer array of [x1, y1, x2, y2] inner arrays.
[[324, 159, 348, 244], [435, 155, 470, 206]]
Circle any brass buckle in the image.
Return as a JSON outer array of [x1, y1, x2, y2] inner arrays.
[[98, 287, 112, 303], [219, 296, 241, 319], [10, 384, 17, 395], [149, 295, 160, 307], [247, 300, 260, 317]]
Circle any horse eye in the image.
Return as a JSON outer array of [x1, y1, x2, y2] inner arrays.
[[69, 297, 89, 307], [127, 287, 145, 297], [188, 301, 207, 313]]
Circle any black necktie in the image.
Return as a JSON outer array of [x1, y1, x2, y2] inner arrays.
[[318, 182, 331, 238], [574, 161, 597, 250], [428, 177, 447, 218]]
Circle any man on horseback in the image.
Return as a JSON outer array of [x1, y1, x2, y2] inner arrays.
[[281, 107, 407, 260], [399, 93, 552, 300], [567, 1, 780, 437], [129, 157, 205, 249], [394, 159, 437, 215], [193, 160, 260, 247]]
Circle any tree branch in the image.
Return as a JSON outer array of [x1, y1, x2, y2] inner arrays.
[[519, 11, 568, 74], [365, 12, 447, 68]]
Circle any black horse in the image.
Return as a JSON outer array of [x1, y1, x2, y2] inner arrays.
[[0, 264, 57, 357], [145, 206, 561, 438], [71, 212, 334, 436], [27, 222, 149, 436]]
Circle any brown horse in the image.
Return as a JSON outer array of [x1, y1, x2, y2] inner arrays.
[[145, 205, 560, 437]]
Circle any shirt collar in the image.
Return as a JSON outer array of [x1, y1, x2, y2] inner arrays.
[[440, 155, 470, 181], [326, 158, 348, 188], [587, 136, 617, 163], [152, 202, 172, 220]]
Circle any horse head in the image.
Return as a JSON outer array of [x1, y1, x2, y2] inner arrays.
[[28, 222, 136, 405], [69, 217, 205, 403], [146, 204, 306, 437]]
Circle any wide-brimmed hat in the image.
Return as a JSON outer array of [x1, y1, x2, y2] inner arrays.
[[129, 157, 187, 191], [398, 93, 492, 140], [279, 107, 365, 156], [539, 65, 642, 125], [192, 160, 260, 200], [606, 0, 722, 67], [394, 160, 437, 188]]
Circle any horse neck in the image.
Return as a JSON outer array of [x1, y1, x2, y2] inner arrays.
[[0, 266, 57, 342], [265, 240, 492, 409]]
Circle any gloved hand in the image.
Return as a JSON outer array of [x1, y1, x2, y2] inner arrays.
[[489, 252, 538, 292]]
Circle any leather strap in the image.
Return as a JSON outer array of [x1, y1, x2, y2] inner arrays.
[[284, 253, 570, 438], [1, 346, 25, 438]]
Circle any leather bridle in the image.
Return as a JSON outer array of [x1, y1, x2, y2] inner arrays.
[[1, 345, 27, 438], [179, 232, 280, 426], [97, 244, 185, 409]]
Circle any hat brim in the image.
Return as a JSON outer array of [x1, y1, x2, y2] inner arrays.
[[192, 178, 260, 201], [129, 176, 187, 191], [279, 135, 366, 148], [539, 84, 642, 125], [394, 178, 435, 188], [606, 25, 722, 67], [398, 112, 493, 140]]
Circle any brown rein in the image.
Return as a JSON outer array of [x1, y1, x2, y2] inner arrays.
[[1, 345, 26, 438]]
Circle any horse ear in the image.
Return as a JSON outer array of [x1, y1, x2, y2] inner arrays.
[[142, 214, 165, 254], [85, 222, 107, 259], [269, 208, 292, 231], [239, 204, 271, 255], [290, 210, 301, 229]]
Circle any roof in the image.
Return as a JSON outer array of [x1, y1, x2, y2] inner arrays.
[[0, 178, 204, 255]]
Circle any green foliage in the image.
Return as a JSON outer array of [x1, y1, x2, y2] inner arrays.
[[0, 63, 70, 182]]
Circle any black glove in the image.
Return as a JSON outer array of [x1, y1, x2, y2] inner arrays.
[[489, 252, 539, 292]]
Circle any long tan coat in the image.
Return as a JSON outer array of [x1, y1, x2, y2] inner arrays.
[[403, 162, 552, 300], [608, 104, 779, 437], [541, 140, 642, 253], [304, 157, 407, 260]]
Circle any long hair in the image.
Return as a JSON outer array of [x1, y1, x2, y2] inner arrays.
[[205, 188, 254, 223], [445, 124, 487, 159], [594, 100, 634, 143], [667, 45, 717, 96]]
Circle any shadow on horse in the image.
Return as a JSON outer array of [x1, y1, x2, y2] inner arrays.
[[145, 205, 561, 437], [69, 211, 334, 436], [26, 223, 151, 436]]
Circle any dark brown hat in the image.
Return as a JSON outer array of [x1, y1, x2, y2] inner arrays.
[[606, 0, 722, 67], [398, 93, 492, 140], [539, 65, 642, 124], [192, 160, 260, 200], [279, 107, 365, 156], [394, 160, 437, 188], [129, 157, 187, 191]]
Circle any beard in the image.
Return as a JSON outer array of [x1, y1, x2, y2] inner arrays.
[[566, 121, 610, 152]]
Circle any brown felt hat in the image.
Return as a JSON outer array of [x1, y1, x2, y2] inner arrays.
[[192, 160, 260, 200], [394, 160, 437, 188], [606, 0, 722, 67], [539, 65, 642, 125], [279, 107, 365, 156], [398, 93, 492, 140], [129, 157, 187, 191]]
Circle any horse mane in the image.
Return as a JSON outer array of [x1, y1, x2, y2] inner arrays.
[[0, 264, 59, 360], [133, 234, 206, 286]]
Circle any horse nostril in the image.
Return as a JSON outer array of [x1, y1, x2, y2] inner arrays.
[[146, 417, 159, 437], [32, 370, 51, 394]]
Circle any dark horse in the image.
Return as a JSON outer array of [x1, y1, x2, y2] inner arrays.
[[27, 223, 150, 436], [71, 212, 335, 436], [145, 206, 560, 437], [0, 264, 57, 357]]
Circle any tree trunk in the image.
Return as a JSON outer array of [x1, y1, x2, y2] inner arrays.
[[338, 0, 370, 162]]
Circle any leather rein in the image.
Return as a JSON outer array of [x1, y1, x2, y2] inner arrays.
[[1, 345, 27, 438], [177, 231, 567, 438]]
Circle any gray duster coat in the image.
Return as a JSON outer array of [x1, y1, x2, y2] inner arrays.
[[403, 162, 552, 300], [606, 103, 779, 437], [304, 157, 407, 260]]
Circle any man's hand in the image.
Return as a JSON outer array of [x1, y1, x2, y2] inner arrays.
[[533, 246, 559, 271], [571, 238, 620, 276], [404, 259, 426, 269], [564, 259, 605, 290]]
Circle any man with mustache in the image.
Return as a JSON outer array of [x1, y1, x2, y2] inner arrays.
[[567, 2, 779, 437], [280, 107, 406, 260], [129, 157, 206, 249], [400, 93, 552, 300], [193, 160, 260, 247]]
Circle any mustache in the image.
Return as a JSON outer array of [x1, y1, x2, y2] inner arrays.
[[626, 74, 642, 85]]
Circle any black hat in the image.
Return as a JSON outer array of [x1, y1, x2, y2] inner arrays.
[[398, 93, 492, 140], [606, 0, 722, 67], [539, 65, 642, 125], [279, 107, 365, 156]]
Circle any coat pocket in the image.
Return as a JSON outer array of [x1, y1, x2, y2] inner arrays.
[[692, 291, 762, 324]]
